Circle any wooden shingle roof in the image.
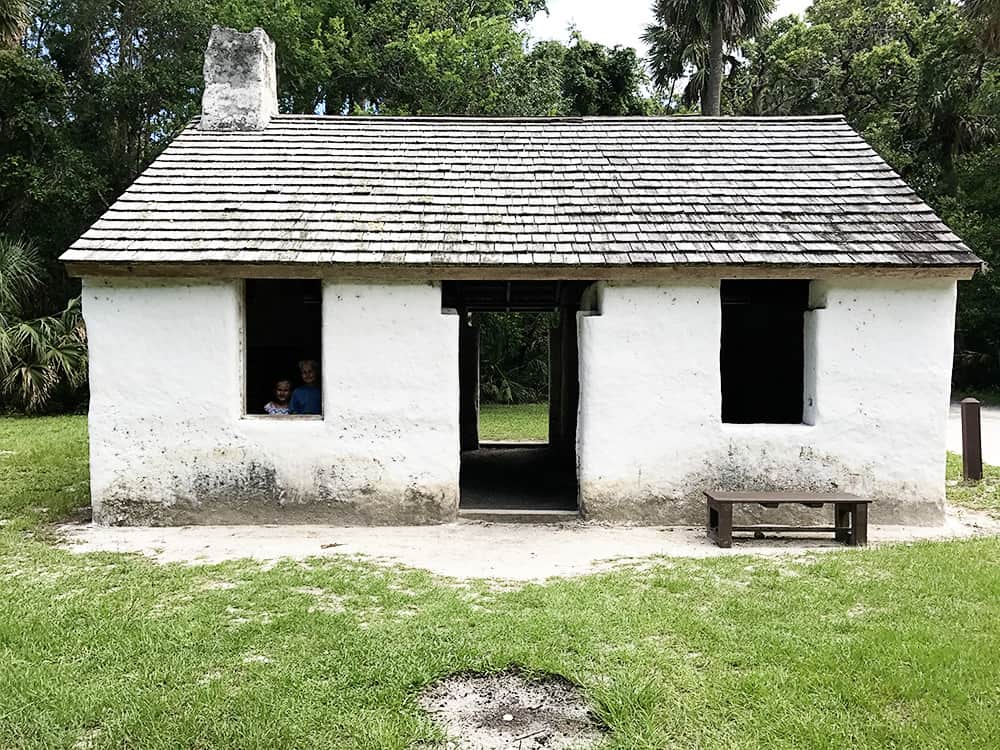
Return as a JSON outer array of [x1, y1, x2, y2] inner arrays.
[[62, 114, 980, 274]]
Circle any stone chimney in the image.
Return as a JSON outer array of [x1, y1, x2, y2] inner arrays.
[[200, 26, 278, 131]]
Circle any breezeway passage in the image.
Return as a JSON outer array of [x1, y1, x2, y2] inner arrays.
[[58, 505, 1000, 581]]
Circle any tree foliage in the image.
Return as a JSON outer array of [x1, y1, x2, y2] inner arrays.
[[3, 1, 649, 266], [0, 1, 653, 411], [732, 0, 1000, 368], [478, 312, 555, 404]]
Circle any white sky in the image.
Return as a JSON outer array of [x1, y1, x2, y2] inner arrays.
[[527, 0, 813, 55]]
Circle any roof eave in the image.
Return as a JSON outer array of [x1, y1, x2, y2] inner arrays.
[[64, 260, 981, 282]]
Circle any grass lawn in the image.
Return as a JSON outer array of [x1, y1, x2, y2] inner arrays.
[[946, 451, 1000, 516], [2, 417, 1000, 748], [478, 402, 548, 441]]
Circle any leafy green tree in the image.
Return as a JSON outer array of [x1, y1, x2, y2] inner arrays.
[[645, 0, 775, 115], [734, 0, 1000, 371], [34, 0, 215, 200], [213, 0, 555, 115], [0, 48, 103, 280], [551, 32, 647, 115], [726, 14, 834, 115], [0, 0, 655, 412]]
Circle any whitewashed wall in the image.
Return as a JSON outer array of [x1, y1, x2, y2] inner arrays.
[[83, 279, 459, 525], [577, 279, 958, 525]]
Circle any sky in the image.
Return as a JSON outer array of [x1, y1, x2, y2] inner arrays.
[[526, 0, 813, 55]]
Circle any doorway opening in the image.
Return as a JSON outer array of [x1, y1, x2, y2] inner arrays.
[[443, 281, 592, 512]]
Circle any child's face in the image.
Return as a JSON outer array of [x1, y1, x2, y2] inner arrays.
[[275, 382, 291, 402], [300, 364, 317, 385]]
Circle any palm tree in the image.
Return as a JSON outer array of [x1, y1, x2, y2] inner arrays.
[[0, 0, 32, 49], [645, 0, 774, 116], [964, 0, 1000, 51], [0, 237, 88, 413]]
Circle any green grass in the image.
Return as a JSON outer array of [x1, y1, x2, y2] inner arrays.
[[2, 417, 1000, 748], [946, 451, 1000, 516], [478, 402, 548, 441], [0, 415, 89, 533]]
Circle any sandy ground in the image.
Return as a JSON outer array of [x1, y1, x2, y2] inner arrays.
[[57, 504, 1000, 581], [419, 670, 604, 750], [948, 402, 1000, 464]]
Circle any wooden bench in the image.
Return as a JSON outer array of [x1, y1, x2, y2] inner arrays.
[[704, 490, 871, 548]]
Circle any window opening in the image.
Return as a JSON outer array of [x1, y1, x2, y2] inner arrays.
[[720, 280, 810, 424], [244, 279, 322, 416]]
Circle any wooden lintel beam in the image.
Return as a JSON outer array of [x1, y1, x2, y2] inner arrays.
[[64, 261, 978, 282]]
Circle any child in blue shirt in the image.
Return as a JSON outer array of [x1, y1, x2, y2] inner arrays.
[[289, 359, 322, 414]]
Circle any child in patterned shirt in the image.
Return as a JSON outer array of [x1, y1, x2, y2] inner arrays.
[[264, 379, 292, 415]]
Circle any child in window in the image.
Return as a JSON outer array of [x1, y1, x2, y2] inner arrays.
[[264, 379, 292, 415], [290, 360, 322, 415]]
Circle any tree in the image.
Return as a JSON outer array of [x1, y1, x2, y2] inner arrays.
[[479, 312, 554, 404], [0, 237, 87, 413], [0, 0, 655, 412], [0, 0, 30, 48], [0, 48, 103, 286], [645, 0, 775, 115], [734, 0, 1000, 371]]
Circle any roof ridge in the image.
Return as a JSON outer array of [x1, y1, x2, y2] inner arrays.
[[187, 114, 849, 126], [257, 114, 849, 124]]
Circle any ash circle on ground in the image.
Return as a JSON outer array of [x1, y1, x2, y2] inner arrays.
[[418, 668, 607, 749]]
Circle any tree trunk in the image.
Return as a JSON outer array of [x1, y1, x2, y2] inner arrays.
[[704, 16, 724, 116]]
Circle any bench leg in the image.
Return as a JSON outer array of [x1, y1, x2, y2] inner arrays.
[[834, 504, 851, 544], [709, 503, 732, 548], [849, 503, 868, 547]]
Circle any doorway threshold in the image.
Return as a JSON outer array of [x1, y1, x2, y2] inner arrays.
[[459, 443, 578, 512], [458, 508, 581, 524], [476, 440, 548, 448]]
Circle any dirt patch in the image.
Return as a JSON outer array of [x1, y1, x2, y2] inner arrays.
[[58, 504, 1000, 581], [419, 669, 606, 749]]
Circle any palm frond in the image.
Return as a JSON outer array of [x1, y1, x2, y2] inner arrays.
[[0, 297, 87, 413], [0, 236, 43, 319]]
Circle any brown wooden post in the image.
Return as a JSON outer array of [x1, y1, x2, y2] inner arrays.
[[961, 397, 983, 482]]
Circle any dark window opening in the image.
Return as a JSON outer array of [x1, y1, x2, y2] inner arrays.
[[721, 280, 810, 424], [245, 279, 322, 416]]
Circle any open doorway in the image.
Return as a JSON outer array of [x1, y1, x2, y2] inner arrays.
[[443, 281, 591, 513]]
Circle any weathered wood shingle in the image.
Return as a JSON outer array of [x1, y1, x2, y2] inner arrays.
[[61, 115, 980, 269]]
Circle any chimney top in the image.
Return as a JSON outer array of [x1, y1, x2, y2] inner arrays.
[[200, 26, 278, 131]]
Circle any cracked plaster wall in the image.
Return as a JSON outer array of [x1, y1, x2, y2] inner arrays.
[[83, 279, 459, 525], [577, 279, 957, 525]]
